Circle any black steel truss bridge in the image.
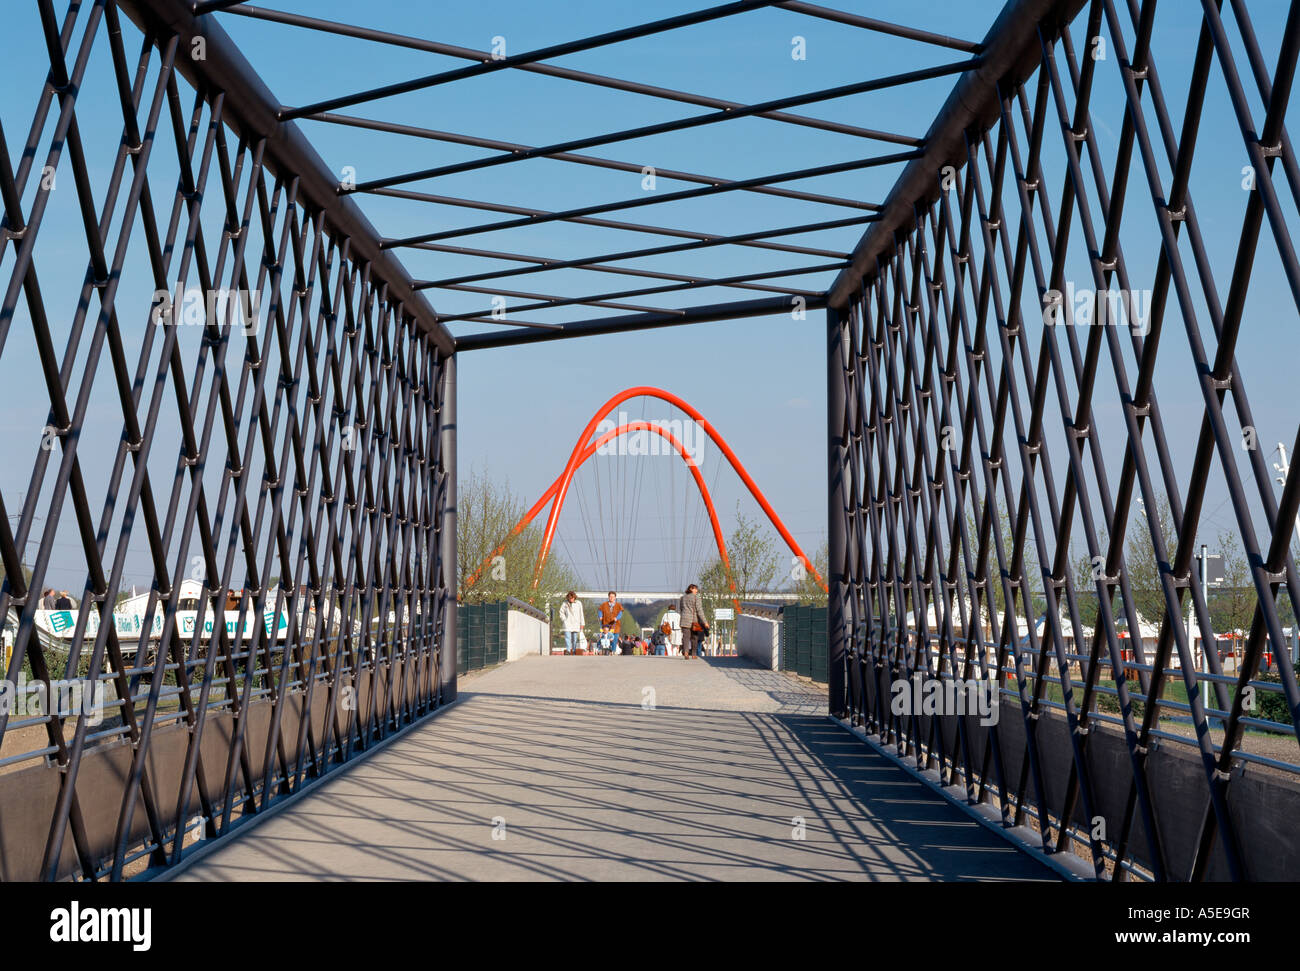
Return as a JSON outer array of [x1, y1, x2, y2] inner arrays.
[[0, 0, 1296, 882]]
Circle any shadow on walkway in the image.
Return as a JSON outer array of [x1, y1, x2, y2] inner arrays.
[[175, 658, 1056, 881]]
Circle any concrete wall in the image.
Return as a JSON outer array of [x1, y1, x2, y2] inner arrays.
[[507, 608, 550, 660], [738, 603, 782, 670]]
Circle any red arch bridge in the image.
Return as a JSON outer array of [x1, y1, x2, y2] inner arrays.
[[0, 0, 1296, 884]]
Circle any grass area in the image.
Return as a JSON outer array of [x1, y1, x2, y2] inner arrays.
[[1028, 676, 1190, 711], [1025, 672, 1296, 735]]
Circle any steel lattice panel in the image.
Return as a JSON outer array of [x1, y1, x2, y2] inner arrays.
[[0, 0, 456, 880], [827, 0, 1300, 881], [4, 0, 1298, 886]]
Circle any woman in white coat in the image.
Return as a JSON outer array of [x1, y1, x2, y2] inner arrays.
[[661, 604, 683, 656], [559, 591, 584, 654]]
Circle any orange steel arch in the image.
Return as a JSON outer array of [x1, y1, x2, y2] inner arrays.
[[463, 421, 739, 609], [536, 387, 827, 591], [463, 387, 827, 602]]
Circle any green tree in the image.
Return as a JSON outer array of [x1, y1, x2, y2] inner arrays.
[[1072, 541, 1101, 600], [788, 538, 829, 606], [1209, 529, 1256, 645], [1123, 492, 1178, 636], [699, 506, 780, 614], [457, 466, 580, 606], [965, 495, 1045, 623], [1278, 538, 1300, 629], [0, 560, 33, 593], [1070, 521, 1114, 624]]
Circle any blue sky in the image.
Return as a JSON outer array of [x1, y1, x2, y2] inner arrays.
[[1, 1, 1297, 594]]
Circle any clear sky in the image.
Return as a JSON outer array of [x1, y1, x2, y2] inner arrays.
[[1, 1, 1296, 594]]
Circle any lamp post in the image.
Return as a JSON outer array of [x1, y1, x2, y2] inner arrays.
[[1191, 544, 1209, 712], [1274, 443, 1300, 549], [1279, 445, 1300, 666]]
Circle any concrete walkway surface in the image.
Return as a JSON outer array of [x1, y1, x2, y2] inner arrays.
[[174, 655, 1055, 881]]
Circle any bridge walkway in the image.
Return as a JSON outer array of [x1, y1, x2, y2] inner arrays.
[[171, 656, 1056, 881]]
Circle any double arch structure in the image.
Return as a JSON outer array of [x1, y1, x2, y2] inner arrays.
[[464, 387, 827, 605]]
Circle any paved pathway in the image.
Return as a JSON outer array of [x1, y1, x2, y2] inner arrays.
[[174, 655, 1055, 881]]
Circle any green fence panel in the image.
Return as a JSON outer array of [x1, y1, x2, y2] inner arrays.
[[778, 605, 826, 682], [481, 604, 495, 667], [810, 606, 828, 682], [467, 608, 485, 671], [490, 602, 507, 665], [456, 608, 467, 673], [459, 601, 513, 671], [501, 602, 510, 664], [796, 607, 812, 678]]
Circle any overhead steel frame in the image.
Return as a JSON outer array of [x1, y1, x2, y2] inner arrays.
[[0, 0, 456, 880], [3, 0, 1296, 884], [196, 0, 979, 345], [0, 0, 988, 882], [828, 0, 1300, 881]]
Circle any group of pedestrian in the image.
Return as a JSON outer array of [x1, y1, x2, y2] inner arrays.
[[557, 584, 712, 659], [37, 589, 75, 610]]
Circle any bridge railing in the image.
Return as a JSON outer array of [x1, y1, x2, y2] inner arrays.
[[827, 0, 1300, 881], [0, 0, 457, 880]]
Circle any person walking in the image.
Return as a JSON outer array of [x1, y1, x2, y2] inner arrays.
[[661, 603, 682, 657], [597, 591, 624, 636], [650, 627, 668, 656], [677, 584, 709, 659], [559, 591, 584, 654]]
